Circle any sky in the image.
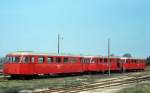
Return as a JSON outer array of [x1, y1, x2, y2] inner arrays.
[[0, 0, 150, 58]]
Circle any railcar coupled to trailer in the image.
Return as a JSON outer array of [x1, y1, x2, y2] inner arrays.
[[3, 52, 146, 78]]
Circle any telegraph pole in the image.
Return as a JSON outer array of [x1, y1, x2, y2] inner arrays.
[[58, 34, 60, 54], [57, 34, 63, 54], [108, 38, 111, 76]]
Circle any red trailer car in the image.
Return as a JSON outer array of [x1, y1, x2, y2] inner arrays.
[[120, 58, 146, 71]]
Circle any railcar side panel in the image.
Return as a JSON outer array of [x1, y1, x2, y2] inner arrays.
[[3, 63, 20, 75]]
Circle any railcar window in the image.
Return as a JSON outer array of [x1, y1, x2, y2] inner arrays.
[[64, 57, 69, 63], [31, 57, 34, 63], [70, 58, 78, 63], [84, 59, 90, 63], [112, 59, 114, 62], [99, 58, 103, 63], [126, 60, 128, 63], [12, 57, 15, 62], [88, 59, 90, 63], [130, 60, 132, 63], [117, 59, 120, 63], [109, 59, 111, 63], [81, 58, 90, 64], [15, 57, 20, 62], [80, 58, 83, 63], [23, 56, 30, 63], [22, 56, 34, 63], [94, 59, 98, 63], [91, 59, 97, 63], [9, 57, 13, 62], [38, 57, 45, 63], [80, 58, 84, 63], [11, 57, 20, 63], [83, 59, 86, 63], [126, 60, 129, 63], [56, 57, 61, 63], [48, 57, 53, 63], [132, 60, 134, 63], [111, 59, 113, 63], [104, 58, 107, 63], [5, 57, 9, 63]]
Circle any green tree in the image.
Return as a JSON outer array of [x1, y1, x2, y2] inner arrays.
[[110, 54, 115, 57], [146, 56, 150, 66], [123, 53, 132, 58]]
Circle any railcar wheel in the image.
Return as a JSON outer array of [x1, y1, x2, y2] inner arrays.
[[10, 75, 15, 79], [10, 74, 20, 79]]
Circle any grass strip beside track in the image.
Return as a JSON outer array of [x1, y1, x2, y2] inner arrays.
[[118, 82, 150, 93]]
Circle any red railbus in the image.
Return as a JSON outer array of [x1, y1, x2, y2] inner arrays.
[[3, 52, 82, 77]]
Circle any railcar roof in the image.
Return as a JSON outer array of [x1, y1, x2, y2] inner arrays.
[[6, 51, 145, 60], [7, 51, 82, 57], [6, 51, 115, 58], [120, 57, 145, 60]]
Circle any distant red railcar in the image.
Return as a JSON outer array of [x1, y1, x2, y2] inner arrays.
[[81, 56, 121, 72], [120, 58, 146, 71], [3, 52, 146, 77]]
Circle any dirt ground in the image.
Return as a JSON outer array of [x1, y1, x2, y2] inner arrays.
[[79, 84, 130, 93], [80, 80, 150, 93]]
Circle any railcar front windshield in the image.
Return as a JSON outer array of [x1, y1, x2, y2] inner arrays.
[[5, 56, 20, 63]]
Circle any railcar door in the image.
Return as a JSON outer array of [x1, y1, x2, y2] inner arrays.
[[89, 58, 98, 72], [29, 56, 35, 75], [97, 58, 104, 72], [55, 57, 63, 74], [120, 58, 126, 72], [20, 55, 35, 75], [116, 58, 121, 70], [82, 58, 90, 72]]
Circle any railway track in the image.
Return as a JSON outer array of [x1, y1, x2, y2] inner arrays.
[[34, 73, 150, 93]]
